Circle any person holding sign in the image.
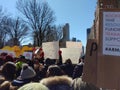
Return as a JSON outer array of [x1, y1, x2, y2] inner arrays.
[[39, 48, 44, 64]]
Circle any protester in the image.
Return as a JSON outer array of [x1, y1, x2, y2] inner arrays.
[[57, 49, 63, 65], [0, 52, 8, 65], [44, 58, 55, 73], [40, 75, 73, 90], [0, 62, 17, 90], [12, 64, 36, 87], [33, 60, 46, 81], [60, 58, 74, 77], [72, 77, 100, 90], [5, 55, 14, 62], [15, 55, 27, 77], [18, 83, 49, 90], [46, 65, 65, 77], [39, 47, 44, 64], [73, 56, 84, 79], [0, 46, 97, 90], [0, 61, 16, 81]]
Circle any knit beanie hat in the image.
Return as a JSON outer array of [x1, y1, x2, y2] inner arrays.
[[19, 64, 36, 80], [18, 83, 49, 90]]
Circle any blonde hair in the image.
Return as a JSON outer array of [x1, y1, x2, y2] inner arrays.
[[0, 81, 10, 90]]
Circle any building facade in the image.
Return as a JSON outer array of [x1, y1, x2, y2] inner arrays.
[[85, 0, 120, 89], [89, 0, 120, 41]]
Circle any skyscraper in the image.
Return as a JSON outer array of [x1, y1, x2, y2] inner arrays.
[[62, 23, 70, 41]]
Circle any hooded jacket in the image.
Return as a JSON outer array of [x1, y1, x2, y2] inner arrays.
[[40, 75, 73, 90]]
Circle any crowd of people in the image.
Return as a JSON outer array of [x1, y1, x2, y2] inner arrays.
[[0, 52, 100, 90]]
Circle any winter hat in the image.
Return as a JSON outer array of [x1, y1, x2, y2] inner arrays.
[[18, 83, 49, 90], [19, 64, 36, 80], [12, 64, 36, 86]]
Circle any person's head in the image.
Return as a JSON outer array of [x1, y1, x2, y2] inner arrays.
[[72, 78, 100, 90], [1, 62, 16, 80], [40, 75, 73, 90], [79, 56, 85, 63], [64, 58, 72, 65], [19, 64, 36, 80], [19, 55, 26, 62], [5, 55, 14, 62], [44, 58, 53, 66], [0, 52, 7, 60], [47, 65, 64, 77], [18, 83, 49, 90], [12, 64, 36, 87]]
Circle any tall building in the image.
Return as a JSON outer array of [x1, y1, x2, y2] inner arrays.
[[72, 37, 76, 41], [62, 23, 70, 41], [59, 23, 70, 48]]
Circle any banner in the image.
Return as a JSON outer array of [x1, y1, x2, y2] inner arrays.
[[23, 52, 33, 60], [0, 50, 16, 57]]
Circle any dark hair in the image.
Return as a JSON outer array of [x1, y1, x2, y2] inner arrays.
[[65, 59, 72, 65], [19, 55, 25, 59], [0, 52, 7, 56], [1, 62, 16, 80], [5, 55, 14, 62], [47, 65, 64, 77]]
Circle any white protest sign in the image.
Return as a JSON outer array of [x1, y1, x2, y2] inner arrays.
[[0, 50, 16, 57], [42, 41, 59, 59], [60, 48, 82, 64], [8, 51, 16, 57], [0, 50, 8, 54], [66, 41, 82, 48], [23, 52, 33, 60], [103, 12, 120, 56]]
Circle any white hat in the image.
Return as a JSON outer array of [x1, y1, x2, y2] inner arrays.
[[18, 83, 49, 90], [19, 64, 36, 80]]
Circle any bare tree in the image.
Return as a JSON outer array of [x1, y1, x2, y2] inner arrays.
[[16, 0, 56, 46], [4, 17, 29, 46], [0, 6, 8, 48], [45, 25, 63, 42]]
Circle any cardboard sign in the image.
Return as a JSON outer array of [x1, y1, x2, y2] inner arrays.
[[42, 41, 59, 59], [97, 9, 120, 89], [82, 39, 98, 86], [103, 11, 120, 56], [66, 41, 82, 48], [83, 9, 120, 89], [60, 48, 82, 64]]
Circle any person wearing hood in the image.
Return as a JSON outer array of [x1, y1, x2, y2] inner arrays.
[[40, 75, 73, 90], [18, 83, 49, 90]]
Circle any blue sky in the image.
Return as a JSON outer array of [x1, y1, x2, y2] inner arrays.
[[0, 0, 97, 47]]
